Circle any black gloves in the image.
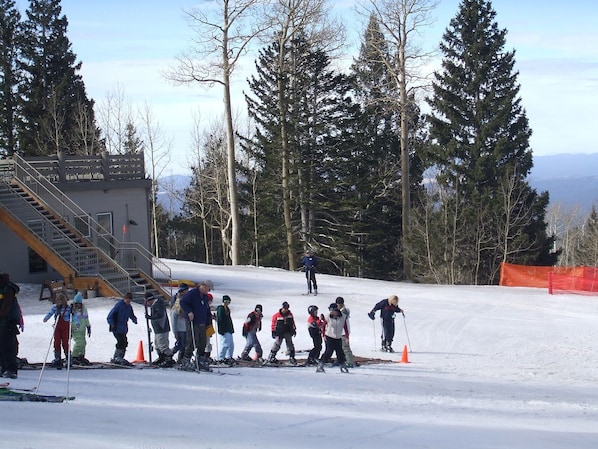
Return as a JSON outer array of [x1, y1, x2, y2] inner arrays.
[[272, 331, 276, 339], [368, 311, 375, 320]]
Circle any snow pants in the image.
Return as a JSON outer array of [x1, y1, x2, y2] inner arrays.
[[53, 318, 70, 356], [0, 320, 18, 374], [380, 318, 396, 346], [270, 333, 295, 358], [305, 268, 317, 293], [184, 322, 207, 359], [218, 332, 234, 360], [321, 336, 346, 365], [308, 327, 322, 361], [241, 331, 262, 359], [71, 325, 87, 358]]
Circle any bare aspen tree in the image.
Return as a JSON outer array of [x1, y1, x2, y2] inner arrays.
[[262, 0, 345, 270], [139, 102, 172, 257], [97, 84, 134, 155], [362, 0, 438, 280], [167, 0, 270, 266]]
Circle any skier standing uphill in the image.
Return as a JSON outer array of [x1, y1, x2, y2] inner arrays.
[[180, 282, 212, 371], [316, 303, 349, 373], [302, 250, 318, 295], [307, 305, 324, 365], [70, 292, 91, 366], [43, 293, 79, 368], [106, 292, 138, 365], [266, 301, 297, 365], [239, 304, 263, 362], [368, 295, 404, 352], [145, 293, 174, 367]]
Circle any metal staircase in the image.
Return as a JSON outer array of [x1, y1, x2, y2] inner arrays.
[[0, 155, 171, 302]]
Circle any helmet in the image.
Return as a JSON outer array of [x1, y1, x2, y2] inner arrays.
[[307, 305, 318, 315], [329, 303, 339, 311]]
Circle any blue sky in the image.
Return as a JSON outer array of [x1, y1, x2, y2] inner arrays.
[[15, 0, 598, 174]]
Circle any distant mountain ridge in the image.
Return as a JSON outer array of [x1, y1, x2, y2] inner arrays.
[[528, 153, 598, 214], [157, 153, 598, 216]]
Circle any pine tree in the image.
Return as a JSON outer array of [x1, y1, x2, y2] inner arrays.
[[244, 35, 359, 273], [18, 0, 100, 155], [424, 0, 556, 284], [573, 207, 598, 266], [0, 0, 22, 156]]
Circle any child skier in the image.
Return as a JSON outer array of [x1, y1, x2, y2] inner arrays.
[[239, 304, 263, 362], [70, 291, 91, 366], [43, 293, 79, 368], [266, 301, 297, 365], [316, 303, 348, 373], [307, 305, 324, 365]]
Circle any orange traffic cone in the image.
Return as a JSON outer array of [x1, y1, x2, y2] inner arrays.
[[399, 345, 410, 364], [133, 340, 147, 363]]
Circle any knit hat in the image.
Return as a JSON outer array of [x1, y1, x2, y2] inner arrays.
[[178, 283, 189, 293], [335, 296, 344, 305], [255, 304, 263, 312], [73, 292, 83, 303], [223, 295, 231, 303], [145, 292, 155, 301], [282, 301, 290, 309], [329, 303, 339, 311]]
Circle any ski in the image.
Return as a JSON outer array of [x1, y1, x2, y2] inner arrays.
[[0, 387, 74, 403]]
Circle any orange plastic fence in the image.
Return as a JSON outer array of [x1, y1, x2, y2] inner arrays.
[[500, 262, 598, 295]]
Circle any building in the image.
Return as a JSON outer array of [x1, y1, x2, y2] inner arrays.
[[0, 152, 170, 300]]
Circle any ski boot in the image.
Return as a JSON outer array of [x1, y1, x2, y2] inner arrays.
[[340, 362, 349, 373], [289, 356, 297, 366], [51, 351, 63, 369], [316, 363, 325, 373]]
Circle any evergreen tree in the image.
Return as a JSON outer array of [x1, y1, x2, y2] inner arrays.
[[573, 206, 598, 266], [0, 0, 21, 156], [18, 0, 100, 155], [244, 35, 359, 273], [424, 0, 556, 284]]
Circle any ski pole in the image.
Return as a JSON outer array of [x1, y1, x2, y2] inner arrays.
[[66, 309, 73, 402], [36, 316, 57, 394], [402, 312, 412, 353], [189, 319, 200, 372], [144, 298, 153, 364], [372, 317, 377, 352]]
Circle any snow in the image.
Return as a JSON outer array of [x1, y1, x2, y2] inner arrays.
[[2, 259, 598, 448]]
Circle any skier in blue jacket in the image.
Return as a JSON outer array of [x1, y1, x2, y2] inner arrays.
[[302, 250, 318, 295], [106, 292, 138, 365], [179, 282, 213, 371]]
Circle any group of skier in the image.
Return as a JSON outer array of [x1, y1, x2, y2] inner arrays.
[[1, 261, 406, 378]]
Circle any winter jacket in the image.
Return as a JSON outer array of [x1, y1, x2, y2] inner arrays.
[[106, 299, 137, 334], [242, 311, 262, 337], [180, 288, 211, 326], [271, 309, 296, 336], [44, 304, 80, 326], [372, 299, 403, 321], [307, 314, 325, 339], [148, 297, 171, 334], [302, 255, 318, 270], [170, 300, 187, 334], [0, 281, 20, 324], [324, 310, 346, 339], [339, 306, 350, 336], [216, 304, 234, 335], [71, 303, 90, 329]]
